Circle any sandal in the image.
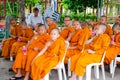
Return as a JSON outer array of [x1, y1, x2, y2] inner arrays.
[[9, 75, 23, 80]]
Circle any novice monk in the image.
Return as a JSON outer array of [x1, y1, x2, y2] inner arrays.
[[70, 24, 110, 80], [46, 17, 58, 34], [10, 24, 50, 80], [10, 22, 34, 58], [31, 28, 66, 80], [93, 15, 113, 37], [1, 18, 21, 59], [60, 16, 75, 40], [104, 23, 120, 64], [64, 20, 85, 63]]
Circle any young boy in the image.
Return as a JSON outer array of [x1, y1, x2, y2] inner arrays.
[[93, 15, 113, 37], [10, 22, 34, 58], [60, 16, 75, 41], [10, 24, 50, 80], [1, 18, 21, 59], [105, 23, 120, 64], [46, 17, 58, 34], [31, 28, 66, 80], [64, 20, 85, 63], [70, 24, 110, 80]]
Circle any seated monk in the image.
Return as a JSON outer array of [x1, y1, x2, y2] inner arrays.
[[64, 20, 85, 63], [60, 16, 75, 41], [105, 23, 120, 64], [1, 18, 21, 59], [10, 22, 34, 58], [46, 17, 58, 34], [93, 15, 113, 37], [31, 28, 66, 80], [115, 16, 120, 25], [69, 24, 110, 80], [10, 24, 50, 80]]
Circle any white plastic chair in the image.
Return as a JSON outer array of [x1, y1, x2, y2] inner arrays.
[[112, 54, 120, 78], [86, 51, 106, 80], [44, 41, 69, 80], [110, 60, 114, 74]]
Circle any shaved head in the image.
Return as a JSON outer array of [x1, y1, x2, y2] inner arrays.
[[99, 24, 107, 32]]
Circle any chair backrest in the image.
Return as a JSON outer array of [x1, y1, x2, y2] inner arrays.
[[100, 51, 106, 64], [61, 41, 69, 63]]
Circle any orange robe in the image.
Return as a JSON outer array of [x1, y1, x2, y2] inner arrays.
[[70, 34, 110, 76], [47, 23, 58, 34], [93, 22, 113, 37], [105, 33, 120, 64], [64, 29, 85, 63], [1, 24, 21, 58], [60, 26, 75, 40], [31, 36, 65, 80], [12, 33, 50, 76], [10, 28, 34, 57]]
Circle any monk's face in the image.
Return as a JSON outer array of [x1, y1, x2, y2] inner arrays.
[[50, 29, 60, 41], [100, 17, 106, 24], [64, 17, 71, 27], [38, 26, 46, 35], [21, 24, 27, 29], [10, 20, 16, 26], [95, 26, 104, 35], [46, 18, 53, 26], [73, 21, 81, 30], [113, 28, 120, 35], [115, 18, 120, 24]]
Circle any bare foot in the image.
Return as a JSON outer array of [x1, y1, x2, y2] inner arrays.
[[24, 76, 29, 80]]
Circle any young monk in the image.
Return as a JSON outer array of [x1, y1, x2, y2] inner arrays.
[[104, 23, 120, 64], [115, 16, 120, 25], [10, 24, 50, 80], [31, 28, 66, 80], [46, 17, 58, 34], [60, 16, 75, 40], [1, 18, 21, 59], [10, 22, 34, 58], [93, 15, 113, 37], [64, 20, 85, 63], [69, 24, 110, 80]]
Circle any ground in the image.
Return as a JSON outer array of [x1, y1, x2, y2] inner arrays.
[[0, 57, 120, 80]]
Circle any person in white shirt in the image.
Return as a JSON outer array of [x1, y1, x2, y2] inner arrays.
[[28, 8, 43, 30]]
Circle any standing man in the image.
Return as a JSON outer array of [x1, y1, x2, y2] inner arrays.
[[28, 8, 43, 30]]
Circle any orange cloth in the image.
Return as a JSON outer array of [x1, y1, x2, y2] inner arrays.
[[60, 26, 75, 40], [12, 33, 50, 76], [10, 28, 34, 57], [64, 29, 85, 63], [47, 23, 58, 34], [93, 22, 113, 37], [31, 36, 66, 80], [70, 34, 110, 76], [105, 33, 120, 64], [25, 33, 51, 72], [1, 25, 21, 58]]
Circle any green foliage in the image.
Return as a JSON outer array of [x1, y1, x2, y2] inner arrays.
[[62, 0, 98, 13]]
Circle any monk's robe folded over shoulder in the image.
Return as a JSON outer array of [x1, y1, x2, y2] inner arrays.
[[25, 33, 50, 72], [47, 23, 58, 34], [60, 26, 75, 40], [93, 22, 113, 37], [12, 33, 50, 76], [105, 32, 120, 64], [10, 28, 34, 57], [31, 36, 66, 80], [1, 24, 21, 58], [70, 33, 110, 76], [64, 29, 85, 63]]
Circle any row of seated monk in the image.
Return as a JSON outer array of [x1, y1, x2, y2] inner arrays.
[[1, 15, 120, 80]]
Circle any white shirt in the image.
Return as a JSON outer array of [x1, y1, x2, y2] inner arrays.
[[28, 14, 44, 29]]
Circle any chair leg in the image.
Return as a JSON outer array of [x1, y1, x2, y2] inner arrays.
[[110, 60, 114, 74], [94, 65, 99, 79], [112, 59, 117, 78], [44, 73, 49, 80], [10, 56, 13, 61], [58, 69, 63, 80], [68, 59, 71, 77], [101, 64, 106, 80], [62, 64, 67, 80], [86, 65, 92, 80]]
